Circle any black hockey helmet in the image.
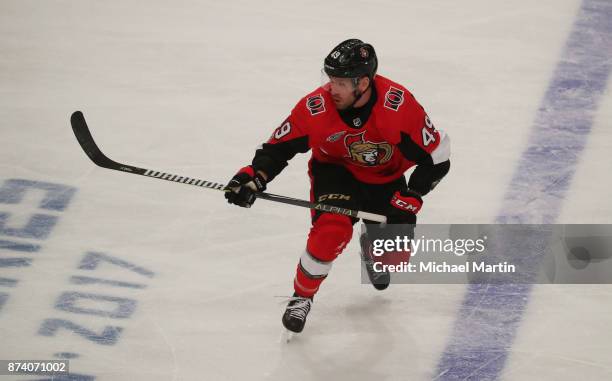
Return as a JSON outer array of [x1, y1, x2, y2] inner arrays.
[[324, 39, 378, 80]]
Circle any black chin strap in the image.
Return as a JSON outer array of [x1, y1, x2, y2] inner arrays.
[[349, 78, 372, 108]]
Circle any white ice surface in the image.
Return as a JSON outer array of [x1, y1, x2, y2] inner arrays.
[[1, 1, 611, 380]]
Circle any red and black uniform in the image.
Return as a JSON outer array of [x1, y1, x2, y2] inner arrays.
[[251, 75, 450, 297]]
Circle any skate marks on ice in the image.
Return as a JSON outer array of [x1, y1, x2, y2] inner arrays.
[[280, 329, 295, 344], [436, 0, 612, 379], [268, 295, 411, 381]]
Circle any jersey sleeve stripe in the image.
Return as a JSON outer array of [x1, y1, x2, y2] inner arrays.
[[431, 130, 451, 164]]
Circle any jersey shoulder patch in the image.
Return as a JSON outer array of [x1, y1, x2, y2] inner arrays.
[[375, 75, 411, 112], [306, 93, 326, 115], [373, 76, 425, 144], [297, 87, 331, 117], [383, 86, 405, 111]]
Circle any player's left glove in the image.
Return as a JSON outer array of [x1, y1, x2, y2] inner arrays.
[[388, 189, 423, 224], [368, 189, 422, 244], [224, 166, 267, 208], [364, 189, 422, 258]]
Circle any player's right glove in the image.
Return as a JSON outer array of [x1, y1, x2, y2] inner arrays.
[[224, 166, 267, 208]]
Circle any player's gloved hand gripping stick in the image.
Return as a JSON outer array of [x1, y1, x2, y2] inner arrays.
[[224, 166, 267, 208], [70, 111, 387, 223]]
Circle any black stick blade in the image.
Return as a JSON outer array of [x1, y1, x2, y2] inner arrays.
[[71, 111, 123, 170]]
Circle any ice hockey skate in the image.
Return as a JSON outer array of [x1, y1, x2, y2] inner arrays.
[[282, 293, 313, 335]]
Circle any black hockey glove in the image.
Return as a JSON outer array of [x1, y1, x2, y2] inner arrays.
[[366, 189, 422, 244], [383, 189, 422, 241], [224, 166, 267, 208], [388, 189, 422, 224]]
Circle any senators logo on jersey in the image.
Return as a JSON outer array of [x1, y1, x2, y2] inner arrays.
[[344, 132, 393, 166], [306, 94, 326, 115], [384, 86, 405, 111]]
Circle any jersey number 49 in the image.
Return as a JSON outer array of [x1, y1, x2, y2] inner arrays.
[[422, 115, 437, 147]]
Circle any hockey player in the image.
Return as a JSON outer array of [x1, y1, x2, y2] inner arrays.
[[225, 39, 451, 333]]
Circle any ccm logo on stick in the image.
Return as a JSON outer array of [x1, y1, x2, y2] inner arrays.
[[318, 194, 351, 202]]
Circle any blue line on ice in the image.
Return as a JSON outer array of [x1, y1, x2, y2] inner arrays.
[[435, 0, 612, 379]]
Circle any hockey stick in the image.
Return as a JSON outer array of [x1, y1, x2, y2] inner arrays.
[[70, 111, 387, 223]]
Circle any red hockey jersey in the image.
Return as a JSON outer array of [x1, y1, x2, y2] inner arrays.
[[252, 75, 450, 187]]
